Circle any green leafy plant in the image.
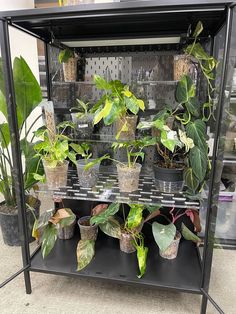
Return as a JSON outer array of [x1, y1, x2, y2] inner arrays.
[[58, 48, 74, 64], [152, 207, 201, 254], [90, 203, 160, 278], [70, 142, 109, 171], [32, 207, 76, 258], [71, 99, 91, 120], [111, 137, 156, 169], [0, 56, 43, 208], [92, 75, 145, 135], [33, 121, 77, 182]]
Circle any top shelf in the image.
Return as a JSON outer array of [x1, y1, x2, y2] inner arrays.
[[1, 1, 229, 47]]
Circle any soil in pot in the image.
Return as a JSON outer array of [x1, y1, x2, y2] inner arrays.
[[71, 113, 94, 139], [76, 159, 100, 188], [0, 197, 40, 246], [43, 160, 69, 189], [114, 115, 138, 140], [63, 57, 77, 82], [117, 163, 142, 193], [159, 231, 181, 259], [78, 216, 98, 241], [58, 218, 76, 240], [153, 164, 184, 193], [119, 231, 136, 253]]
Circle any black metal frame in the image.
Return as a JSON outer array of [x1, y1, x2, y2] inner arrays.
[[0, 1, 235, 313]]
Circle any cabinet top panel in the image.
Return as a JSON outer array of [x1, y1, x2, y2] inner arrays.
[[0, 1, 234, 46]]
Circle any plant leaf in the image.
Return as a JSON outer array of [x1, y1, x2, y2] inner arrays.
[[186, 119, 208, 151], [144, 208, 161, 223], [152, 222, 176, 252], [99, 217, 121, 239], [94, 74, 111, 90], [90, 203, 120, 225], [127, 204, 144, 230], [77, 240, 95, 271], [189, 146, 208, 182], [175, 75, 195, 104], [181, 223, 201, 244], [183, 168, 199, 193], [192, 21, 203, 38], [124, 96, 139, 115], [136, 245, 148, 278], [41, 223, 58, 258], [58, 49, 74, 63], [0, 122, 10, 148]]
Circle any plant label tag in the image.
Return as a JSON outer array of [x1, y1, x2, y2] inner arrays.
[[78, 124, 88, 129]]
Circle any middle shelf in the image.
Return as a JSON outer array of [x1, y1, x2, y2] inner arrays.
[[39, 169, 200, 209]]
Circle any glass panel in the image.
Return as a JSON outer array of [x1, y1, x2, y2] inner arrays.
[[205, 7, 236, 314]]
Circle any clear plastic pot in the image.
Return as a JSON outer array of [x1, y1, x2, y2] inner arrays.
[[57, 218, 76, 240], [43, 160, 68, 189], [116, 163, 141, 192], [76, 159, 100, 188], [71, 113, 94, 139], [159, 232, 181, 259], [78, 216, 98, 241], [119, 231, 136, 253], [114, 115, 138, 140]]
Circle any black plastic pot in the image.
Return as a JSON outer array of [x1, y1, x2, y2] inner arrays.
[[0, 198, 40, 246], [153, 165, 184, 193]]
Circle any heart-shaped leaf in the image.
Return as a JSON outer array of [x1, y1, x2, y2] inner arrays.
[[184, 168, 199, 193], [186, 119, 208, 151], [77, 240, 95, 271], [90, 203, 120, 225], [152, 222, 176, 252], [189, 146, 208, 182], [99, 217, 121, 239]]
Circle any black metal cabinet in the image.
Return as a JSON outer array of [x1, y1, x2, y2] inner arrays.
[[0, 1, 236, 313]]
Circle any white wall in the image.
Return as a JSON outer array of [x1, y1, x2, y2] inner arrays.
[[0, 0, 39, 81]]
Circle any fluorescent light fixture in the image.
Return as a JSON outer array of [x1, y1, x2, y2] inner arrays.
[[61, 37, 180, 47]]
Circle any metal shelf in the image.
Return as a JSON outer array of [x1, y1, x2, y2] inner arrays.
[[30, 232, 202, 294], [39, 169, 200, 209]]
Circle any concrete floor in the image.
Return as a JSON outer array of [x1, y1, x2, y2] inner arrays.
[[0, 194, 235, 313]]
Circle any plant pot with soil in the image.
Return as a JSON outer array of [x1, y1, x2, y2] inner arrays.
[[0, 56, 43, 246], [32, 207, 76, 258], [58, 48, 78, 82], [34, 121, 78, 189], [111, 137, 155, 193], [70, 98, 94, 139], [152, 207, 202, 260], [70, 143, 109, 188], [92, 75, 145, 140]]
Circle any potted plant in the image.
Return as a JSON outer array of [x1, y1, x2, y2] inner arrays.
[[32, 207, 76, 258], [58, 48, 78, 82], [0, 56, 43, 246], [92, 75, 145, 140], [33, 121, 77, 188], [70, 143, 109, 188], [152, 207, 201, 259], [70, 98, 94, 139], [90, 203, 160, 278], [138, 22, 217, 196], [111, 137, 156, 192]]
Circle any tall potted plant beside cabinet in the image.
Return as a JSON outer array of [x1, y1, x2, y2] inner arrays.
[[0, 56, 43, 246]]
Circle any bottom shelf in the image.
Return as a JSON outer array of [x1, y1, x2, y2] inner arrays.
[[30, 232, 202, 294]]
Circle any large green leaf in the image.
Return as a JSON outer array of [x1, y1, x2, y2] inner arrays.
[[58, 49, 74, 63], [99, 217, 121, 239], [189, 146, 208, 182], [0, 90, 7, 119], [181, 223, 201, 244], [175, 75, 195, 104], [90, 203, 120, 225], [13, 56, 42, 128], [185, 97, 199, 117], [152, 222, 176, 252], [183, 168, 199, 193], [124, 96, 139, 115], [94, 98, 113, 125], [103, 99, 123, 125], [127, 204, 144, 230], [186, 120, 208, 151], [94, 74, 111, 90], [41, 223, 58, 258], [136, 244, 148, 279], [77, 240, 95, 271], [0, 123, 10, 148]]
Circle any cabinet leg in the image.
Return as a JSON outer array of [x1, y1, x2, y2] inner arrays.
[[24, 270, 32, 294], [200, 295, 207, 314]]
